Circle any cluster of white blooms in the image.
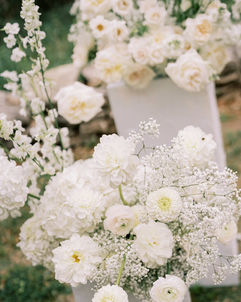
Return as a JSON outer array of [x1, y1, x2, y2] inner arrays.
[[13, 117, 241, 301], [69, 0, 241, 91]]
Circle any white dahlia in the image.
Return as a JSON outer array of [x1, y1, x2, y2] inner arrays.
[[93, 134, 140, 188], [146, 188, 182, 222], [133, 220, 174, 268], [92, 284, 129, 302], [52, 234, 102, 287], [150, 275, 187, 302]]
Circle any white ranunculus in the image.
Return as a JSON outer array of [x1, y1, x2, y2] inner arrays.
[[215, 221, 238, 245], [108, 20, 129, 43], [146, 188, 182, 222], [89, 15, 109, 38], [92, 284, 129, 302], [95, 46, 127, 83], [165, 48, 216, 92], [104, 204, 135, 236], [112, 0, 133, 16], [52, 234, 102, 286], [177, 125, 217, 168], [200, 42, 229, 74], [123, 63, 155, 89], [144, 6, 167, 26], [150, 275, 187, 302], [180, 0, 191, 12], [93, 134, 140, 188], [54, 81, 104, 124], [128, 37, 150, 65], [183, 14, 212, 48], [72, 44, 88, 69], [161, 34, 185, 59], [133, 220, 174, 268]]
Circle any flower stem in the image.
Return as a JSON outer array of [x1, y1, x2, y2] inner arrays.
[[167, 262, 170, 275], [28, 193, 40, 200], [116, 254, 126, 286], [118, 185, 128, 206]]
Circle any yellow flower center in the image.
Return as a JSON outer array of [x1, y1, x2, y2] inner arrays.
[[196, 20, 211, 35], [157, 197, 171, 211], [97, 24, 104, 31], [72, 251, 83, 263]]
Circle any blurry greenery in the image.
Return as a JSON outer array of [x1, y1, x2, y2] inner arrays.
[[0, 265, 71, 302], [224, 131, 241, 174]]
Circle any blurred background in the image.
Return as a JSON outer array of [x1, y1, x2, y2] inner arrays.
[[0, 0, 241, 301]]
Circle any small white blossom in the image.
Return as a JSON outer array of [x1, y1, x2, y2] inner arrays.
[[92, 284, 129, 302], [3, 22, 20, 34], [3, 34, 16, 48], [11, 47, 26, 62]]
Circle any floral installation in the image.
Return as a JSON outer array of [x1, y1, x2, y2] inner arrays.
[[69, 0, 241, 91], [1, 1, 241, 302]]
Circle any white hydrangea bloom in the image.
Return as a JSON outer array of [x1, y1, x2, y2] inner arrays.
[[93, 134, 140, 188], [215, 221, 238, 245], [92, 284, 129, 302], [133, 220, 174, 268], [11, 47, 26, 62], [55, 81, 105, 124], [177, 125, 217, 168], [17, 215, 59, 271], [0, 154, 29, 211], [104, 204, 135, 236], [150, 275, 187, 302], [146, 188, 182, 222], [52, 234, 102, 286]]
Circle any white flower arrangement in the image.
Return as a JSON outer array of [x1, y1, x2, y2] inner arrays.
[[1, 1, 241, 302], [69, 0, 241, 91]]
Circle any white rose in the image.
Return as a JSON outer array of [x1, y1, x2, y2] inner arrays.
[[55, 82, 105, 124], [183, 14, 212, 48], [150, 275, 187, 302], [80, 0, 112, 20], [104, 204, 135, 236], [92, 284, 129, 302], [180, 0, 191, 12], [111, 0, 133, 16], [93, 134, 140, 188], [146, 188, 182, 222], [200, 42, 229, 74], [177, 125, 217, 168], [215, 221, 238, 245], [149, 43, 165, 65], [89, 15, 109, 38], [138, 0, 156, 13], [128, 37, 150, 65], [165, 48, 216, 92], [133, 220, 174, 268], [123, 63, 155, 89], [161, 34, 185, 59], [108, 20, 129, 43], [144, 6, 167, 26], [72, 44, 88, 69], [149, 27, 175, 45], [95, 46, 127, 83]]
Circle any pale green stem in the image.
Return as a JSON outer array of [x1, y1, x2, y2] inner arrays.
[[116, 254, 126, 286], [118, 185, 128, 205], [28, 193, 40, 200]]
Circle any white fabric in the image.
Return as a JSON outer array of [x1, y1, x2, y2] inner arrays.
[[107, 78, 239, 287], [71, 283, 192, 301]]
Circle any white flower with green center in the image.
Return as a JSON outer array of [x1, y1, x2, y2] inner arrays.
[[146, 188, 182, 222], [150, 275, 187, 302], [215, 221, 238, 245], [52, 234, 102, 287], [92, 284, 129, 302]]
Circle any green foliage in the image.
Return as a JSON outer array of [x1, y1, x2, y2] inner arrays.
[[0, 265, 71, 302], [130, 21, 149, 37], [224, 130, 241, 174]]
